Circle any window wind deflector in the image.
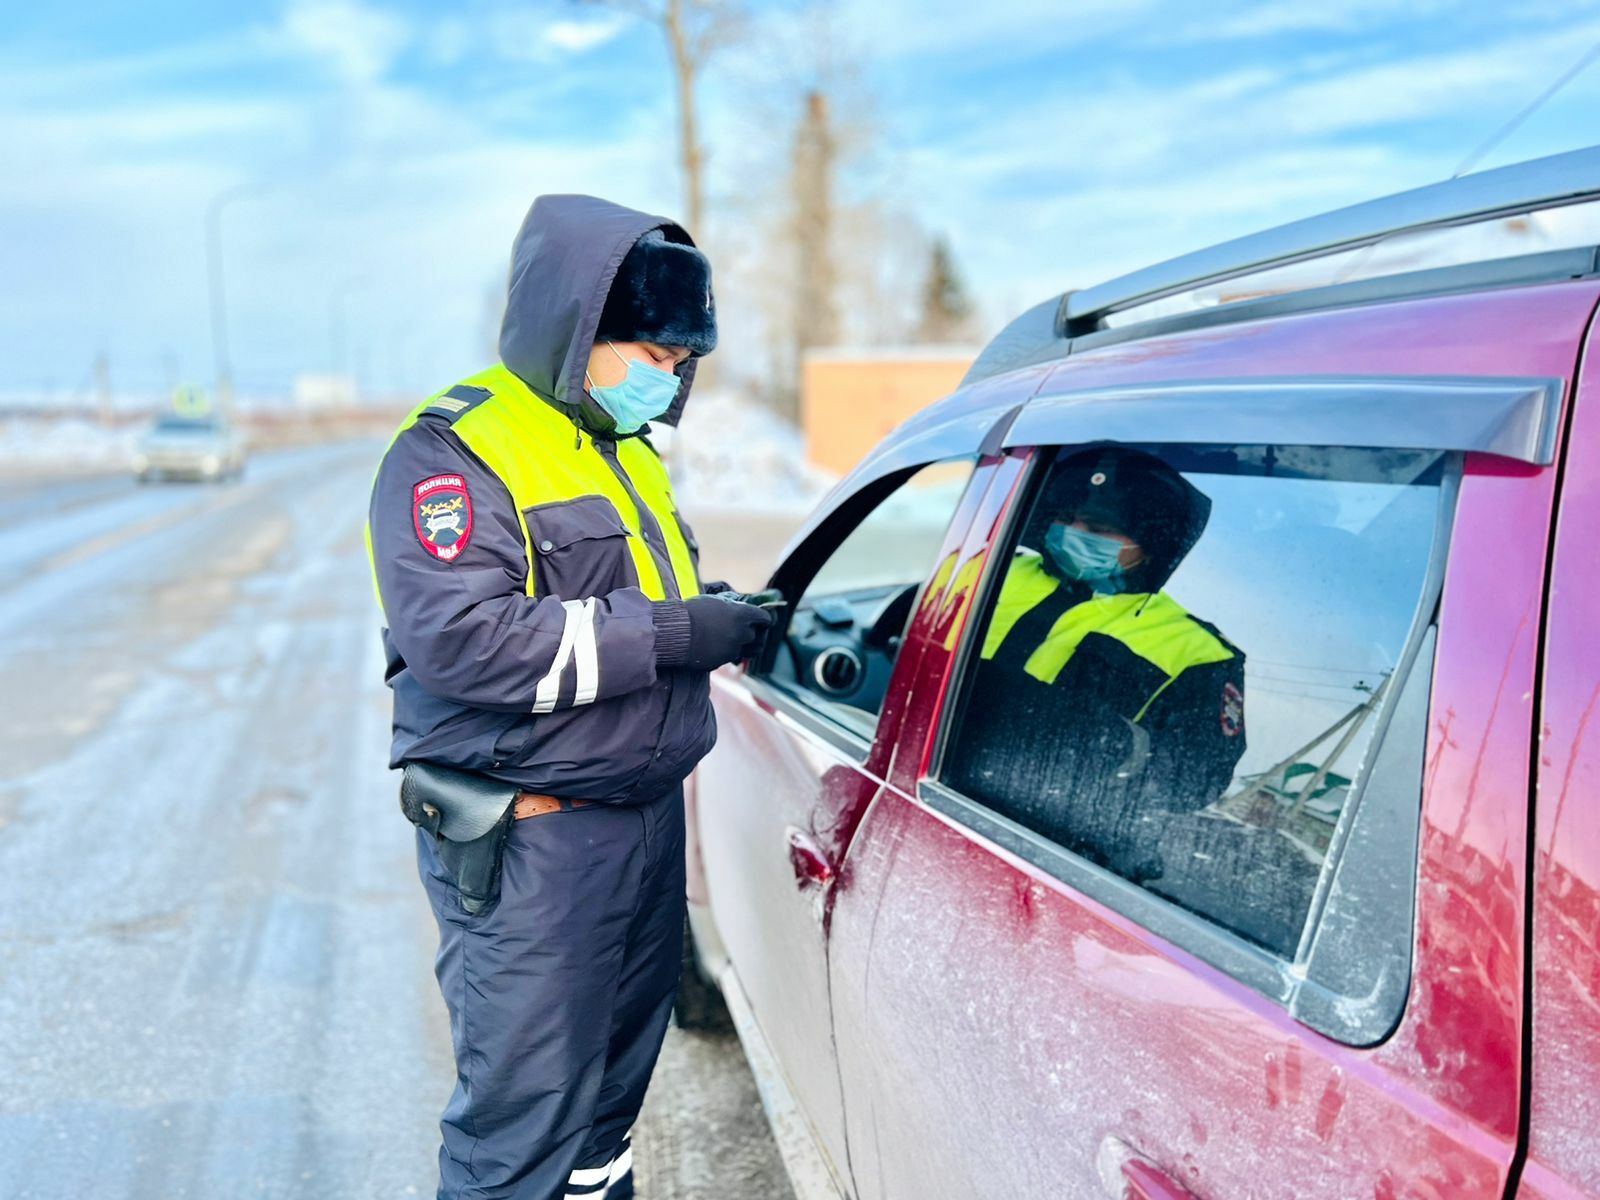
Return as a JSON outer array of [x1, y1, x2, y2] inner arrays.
[[1004, 375, 1561, 466]]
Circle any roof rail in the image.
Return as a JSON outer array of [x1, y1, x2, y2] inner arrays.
[[1062, 143, 1600, 336]]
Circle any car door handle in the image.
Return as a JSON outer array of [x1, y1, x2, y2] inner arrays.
[[1120, 1160, 1196, 1200], [1098, 1137, 1197, 1200], [786, 827, 835, 890]]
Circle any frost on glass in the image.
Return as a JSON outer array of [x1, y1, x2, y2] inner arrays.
[[945, 444, 1441, 959]]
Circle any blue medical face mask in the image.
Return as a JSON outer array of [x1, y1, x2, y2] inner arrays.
[[586, 342, 681, 434], [1044, 522, 1128, 594]]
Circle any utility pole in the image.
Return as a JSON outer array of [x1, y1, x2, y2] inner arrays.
[[92, 351, 112, 426], [330, 275, 367, 403], [205, 182, 268, 417]]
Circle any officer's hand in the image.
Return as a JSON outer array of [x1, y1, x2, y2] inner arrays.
[[653, 595, 776, 672], [701, 579, 735, 595]]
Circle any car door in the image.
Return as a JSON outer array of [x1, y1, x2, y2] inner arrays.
[[1521, 320, 1600, 1200], [695, 451, 988, 1190], [826, 375, 1564, 1199]]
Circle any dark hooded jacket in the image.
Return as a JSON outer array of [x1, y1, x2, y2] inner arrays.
[[366, 196, 715, 802]]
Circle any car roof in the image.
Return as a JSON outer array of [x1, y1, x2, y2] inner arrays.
[[868, 145, 1600, 473], [787, 146, 1600, 561], [967, 142, 1600, 388]]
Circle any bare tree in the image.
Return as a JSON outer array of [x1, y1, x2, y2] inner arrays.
[[578, 0, 747, 241]]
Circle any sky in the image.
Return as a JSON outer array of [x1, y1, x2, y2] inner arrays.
[[5, 0, 1600, 403]]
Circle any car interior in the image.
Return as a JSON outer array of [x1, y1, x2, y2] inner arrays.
[[765, 581, 921, 721]]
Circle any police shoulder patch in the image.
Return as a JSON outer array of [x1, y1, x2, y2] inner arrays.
[[1220, 680, 1244, 737], [413, 474, 474, 561]]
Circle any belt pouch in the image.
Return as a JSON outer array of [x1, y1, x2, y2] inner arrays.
[[399, 761, 519, 914]]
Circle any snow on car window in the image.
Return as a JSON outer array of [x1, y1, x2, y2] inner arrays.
[[943, 443, 1443, 959]]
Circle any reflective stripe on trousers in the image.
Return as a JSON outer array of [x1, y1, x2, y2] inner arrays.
[[562, 1130, 633, 1198]]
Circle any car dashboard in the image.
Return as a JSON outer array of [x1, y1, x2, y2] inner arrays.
[[764, 582, 920, 726]]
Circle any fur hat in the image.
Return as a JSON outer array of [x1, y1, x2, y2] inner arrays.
[[596, 231, 717, 356], [1033, 444, 1212, 592]]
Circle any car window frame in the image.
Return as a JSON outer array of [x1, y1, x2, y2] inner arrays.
[[742, 455, 984, 765], [919, 427, 1462, 1046]]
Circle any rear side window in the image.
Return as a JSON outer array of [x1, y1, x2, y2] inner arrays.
[[940, 443, 1446, 971]]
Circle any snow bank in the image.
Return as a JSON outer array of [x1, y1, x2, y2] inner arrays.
[[0, 414, 138, 470], [663, 388, 835, 514]]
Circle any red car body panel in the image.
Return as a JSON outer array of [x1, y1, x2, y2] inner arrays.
[[1520, 314, 1600, 1200], [693, 279, 1600, 1198]]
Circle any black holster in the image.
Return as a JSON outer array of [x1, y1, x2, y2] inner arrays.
[[399, 762, 519, 914]]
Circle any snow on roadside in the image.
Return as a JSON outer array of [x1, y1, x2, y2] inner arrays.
[[0, 414, 138, 471], [0, 388, 840, 510], [662, 388, 835, 514]]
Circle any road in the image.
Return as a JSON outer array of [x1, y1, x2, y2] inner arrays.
[[0, 444, 800, 1200]]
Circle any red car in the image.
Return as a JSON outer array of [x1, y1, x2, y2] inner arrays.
[[683, 145, 1600, 1200]]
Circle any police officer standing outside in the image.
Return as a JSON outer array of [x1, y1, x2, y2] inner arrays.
[[368, 196, 775, 1199]]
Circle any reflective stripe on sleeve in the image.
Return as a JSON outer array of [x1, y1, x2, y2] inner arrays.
[[532, 599, 585, 713], [572, 598, 599, 705]]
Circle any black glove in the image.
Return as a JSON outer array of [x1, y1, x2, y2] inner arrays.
[[701, 580, 735, 595], [653, 595, 776, 671], [712, 587, 785, 610]]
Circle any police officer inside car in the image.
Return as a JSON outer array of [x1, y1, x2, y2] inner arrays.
[[951, 445, 1245, 877], [368, 196, 774, 1200]]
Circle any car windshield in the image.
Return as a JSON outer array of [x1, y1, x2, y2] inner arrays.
[[152, 417, 221, 435]]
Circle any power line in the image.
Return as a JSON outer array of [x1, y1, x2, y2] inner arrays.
[[1452, 37, 1600, 179], [1248, 662, 1376, 681]]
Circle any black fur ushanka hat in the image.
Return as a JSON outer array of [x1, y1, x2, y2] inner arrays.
[[596, 230, 718, 357]]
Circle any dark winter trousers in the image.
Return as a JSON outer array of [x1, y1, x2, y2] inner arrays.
[[416, 786, 686, 1200]]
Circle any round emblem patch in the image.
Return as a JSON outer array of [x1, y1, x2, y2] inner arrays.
[[413, 474, 473, 561], [1220, 680, 1244, 738]]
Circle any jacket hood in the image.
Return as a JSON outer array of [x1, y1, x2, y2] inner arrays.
[[498, 194, 701, 431]]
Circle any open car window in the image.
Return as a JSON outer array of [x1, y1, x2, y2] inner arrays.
[[760, 459, 976, 743]]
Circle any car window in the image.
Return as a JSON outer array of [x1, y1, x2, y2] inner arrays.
[[763, 459, 975, 741], [940, 442, 1446, 961], [152, 417, 221, 435]]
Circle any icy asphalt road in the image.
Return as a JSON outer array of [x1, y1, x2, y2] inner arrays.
[[0, 444, 795, 1200]]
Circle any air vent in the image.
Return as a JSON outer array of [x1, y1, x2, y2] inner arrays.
[[812, 646, 863, 695]]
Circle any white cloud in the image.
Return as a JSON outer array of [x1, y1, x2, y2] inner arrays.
[[834, 0, 1163, 61], [482, 9, 635, 64], [543, 16, 630, 54], [863, 8, 1600, 339], [0, 9, 678, 396], [281, 0, 412, 84], [1173, 0, 1462, 41]]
